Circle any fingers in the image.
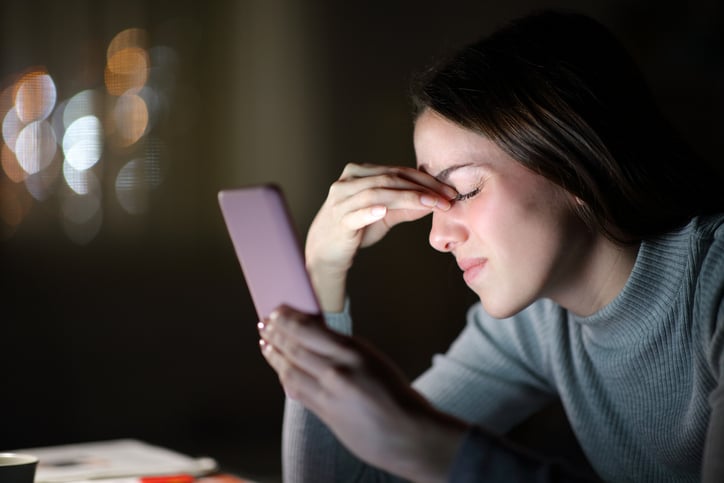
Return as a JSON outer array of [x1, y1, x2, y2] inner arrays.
[[260, 339, 325, 405], [258, 306, 360, 408], [332, 163, 457, 212], [260, 306, 359, 365], [340, 163, 457, 200]]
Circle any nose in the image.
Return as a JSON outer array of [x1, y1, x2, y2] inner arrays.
[[429, 208, 467, 253]]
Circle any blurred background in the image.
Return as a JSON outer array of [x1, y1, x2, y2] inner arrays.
[[1, 0, 721, 480]]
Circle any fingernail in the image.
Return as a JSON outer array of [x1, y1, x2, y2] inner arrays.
[[257, 321, 265, 331], [420, 194, 437, 207], [259, 339, 266, 348], [421, 194, 451, 210], [371, 205, 387, 218], [436, 198, 451, 210]]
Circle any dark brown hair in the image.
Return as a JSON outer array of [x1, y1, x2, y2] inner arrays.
[[411, 10, 724, 243]]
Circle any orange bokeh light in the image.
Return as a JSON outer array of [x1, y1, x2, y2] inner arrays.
[[14, 70, 57, 123], [1, 143, 26, 183], [113, 94, 149, 146], [105, 48, 149, 96]]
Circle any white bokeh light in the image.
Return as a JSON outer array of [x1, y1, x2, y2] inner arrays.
[[63, 90, 103, 129], [24, 155, 60, 201], [63, 160, 100, 195], [63, 115, 103, 171], [62, 190, 101, 225], [2, 107, 23, 152], [15, 120, 57, 174], [115, 159, 148, 214]]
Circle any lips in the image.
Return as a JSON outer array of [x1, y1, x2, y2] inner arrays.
[[457, 257, 487, 284]]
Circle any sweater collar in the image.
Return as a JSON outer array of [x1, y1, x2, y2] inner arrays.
[[569, 220, 694, 335]]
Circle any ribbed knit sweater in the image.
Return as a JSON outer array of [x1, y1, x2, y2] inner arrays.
[[282, 215, 724, 482]]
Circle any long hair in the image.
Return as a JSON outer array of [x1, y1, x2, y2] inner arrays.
[[411, 10, 724, 243]]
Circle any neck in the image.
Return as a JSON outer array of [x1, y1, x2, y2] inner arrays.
[[553, 235, 640, 317]]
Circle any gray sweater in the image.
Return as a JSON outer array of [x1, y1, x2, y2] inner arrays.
[[282, 215, 724, 482]]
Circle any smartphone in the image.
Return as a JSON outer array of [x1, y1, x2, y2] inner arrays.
[[218, 185, 321, 320]]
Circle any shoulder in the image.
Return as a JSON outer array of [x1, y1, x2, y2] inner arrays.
[[690, 214, 724, 314], [462, 299, 567, 369], [688, 215, 724, 376]]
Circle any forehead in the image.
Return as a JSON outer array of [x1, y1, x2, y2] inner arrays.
[[413, 110, 508, 174]]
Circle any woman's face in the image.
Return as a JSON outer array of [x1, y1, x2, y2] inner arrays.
[[414, 110, 593, 318]]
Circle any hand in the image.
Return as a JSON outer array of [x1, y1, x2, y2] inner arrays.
[[306, 163, 457, 311], [258, 305, 467, 482]]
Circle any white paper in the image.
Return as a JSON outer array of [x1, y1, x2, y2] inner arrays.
[[13, 439, 217, 482]]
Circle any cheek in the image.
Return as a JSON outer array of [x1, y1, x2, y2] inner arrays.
[[474, 183, 575, 279]]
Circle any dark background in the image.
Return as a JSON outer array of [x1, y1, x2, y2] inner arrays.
[[1, 1, 721, 481]]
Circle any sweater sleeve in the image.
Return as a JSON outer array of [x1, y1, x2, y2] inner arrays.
[[413, 301, 557, 432], [702, 222, 724, 483], [282, 300, 563, 481], [702, 306, 724, 483], [447, 427, 598, 482], [282, 302, 406, 482]]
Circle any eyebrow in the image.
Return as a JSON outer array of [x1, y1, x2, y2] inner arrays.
[[419, 163, 474, 182]]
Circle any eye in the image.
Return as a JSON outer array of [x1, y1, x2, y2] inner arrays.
[[453, 187, 481, 202]]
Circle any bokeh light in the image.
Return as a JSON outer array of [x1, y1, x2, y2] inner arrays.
[[15, 71, 57, 123], [63, 89, 104, 129], [115, 159, 151, 215], [105, 28, 150, 96], [62, 190, 102, 245], [0, 22, 179, 243], [15, 120, 57, 174], [2, 143, 26, 183], [24, 154, 60, 201], [0, 178, 33, 238], [62, 189, 101, 225], [63, 160, 100, 196], [143, 136, 166, 189], [63, 115, 103, 171], [107, 28, 148, 59], [113, 93, 148, 146], [2, 107, 23, 152]]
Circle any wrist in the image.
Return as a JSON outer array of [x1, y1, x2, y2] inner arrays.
[[306, 262, 348, 312], [394, 410, 468, 483]]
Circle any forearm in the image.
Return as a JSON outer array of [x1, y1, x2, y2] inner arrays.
[[390, 409, 468, 482], [448, 427, 599, 483], [283, 398, 406, 482], [307, 261, 348, 313], [282, 398, 339, 482]]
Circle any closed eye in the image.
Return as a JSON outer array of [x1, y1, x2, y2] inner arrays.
[[453, 187, 481, 202]]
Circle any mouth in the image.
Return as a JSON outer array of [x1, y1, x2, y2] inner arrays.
[[457, 258, 487, 284]]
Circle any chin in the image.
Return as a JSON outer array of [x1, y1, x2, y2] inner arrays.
[[478, 295, 529, 320]]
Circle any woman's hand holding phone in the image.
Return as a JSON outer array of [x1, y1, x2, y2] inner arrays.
[[305, 163, 457, 312], [258, 305, 467, 482]]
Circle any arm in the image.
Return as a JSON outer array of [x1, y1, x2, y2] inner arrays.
[[281, 306, 408, 482], [261, 305, 599, 482], [280, 163, 457, 481], [703, 390, 724, 483], [304, 162, 456, 312], [702, 285, 724, 482]]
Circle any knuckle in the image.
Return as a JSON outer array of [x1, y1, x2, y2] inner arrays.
[[328, 180, 344, 197], [374, 173, 396, 187], [341, 162, 361, 177]]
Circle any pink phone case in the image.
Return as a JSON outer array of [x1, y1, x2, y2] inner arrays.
[[218, 185, 321, 320]]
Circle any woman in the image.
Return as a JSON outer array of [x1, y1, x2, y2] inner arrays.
[[257, 10, 724, 482]]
